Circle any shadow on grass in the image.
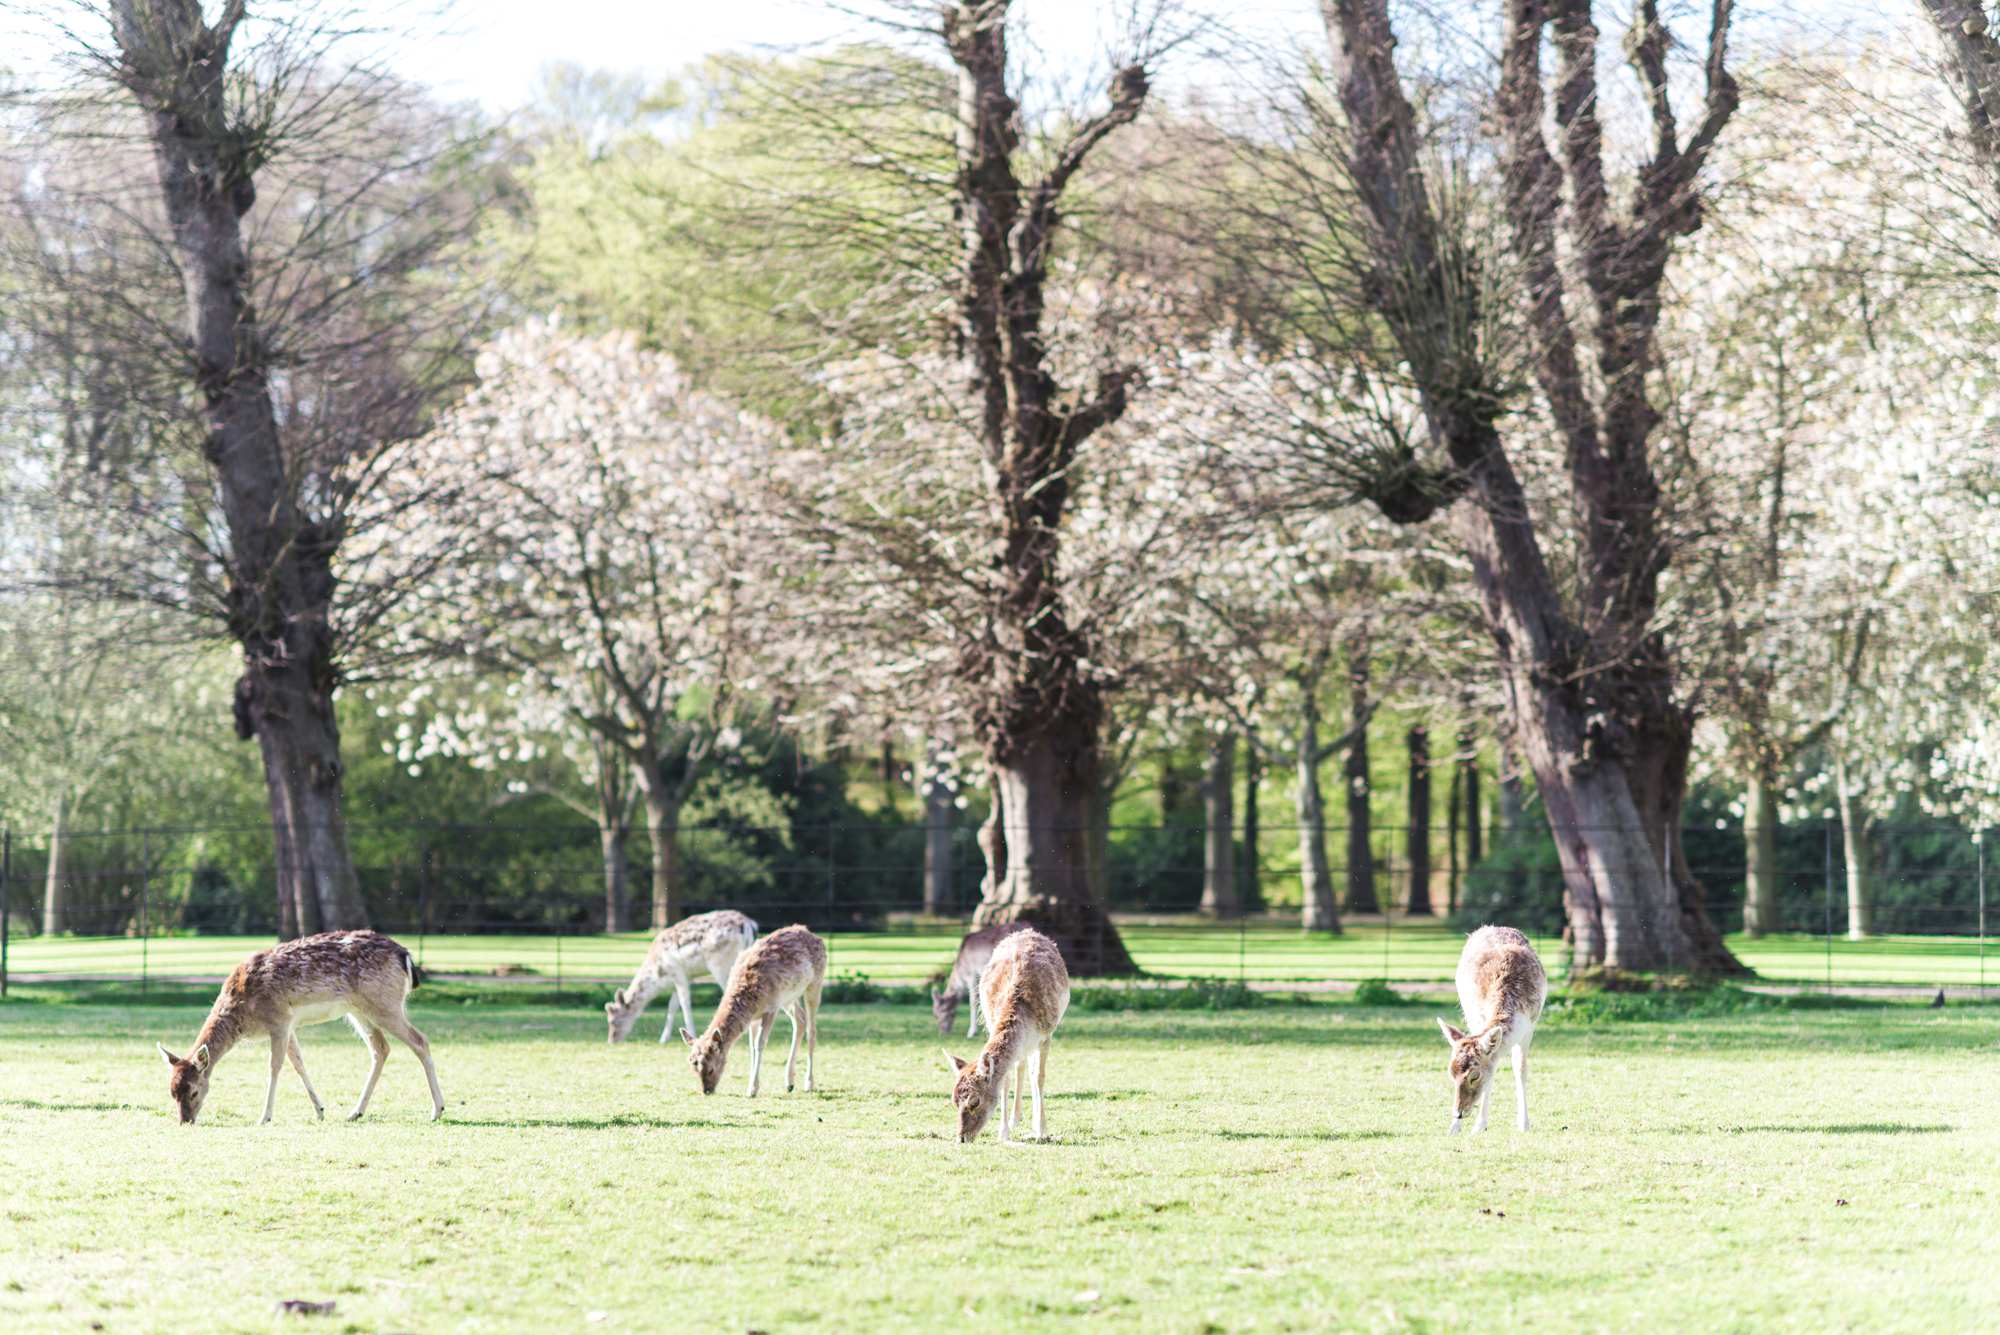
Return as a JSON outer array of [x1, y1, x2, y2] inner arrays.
[[447, 1114, 773, 1131], [1207, 1128, 1396, 1143], [1717, 1122, 1954, 1135], [0, 1097, 133, 1113]]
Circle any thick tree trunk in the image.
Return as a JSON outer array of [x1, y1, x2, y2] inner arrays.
[[41, 791, 68, 936], [1406, 725, 1432, 916], [1297, 714, 1339, 933], [637, 779, 683, 931], [1343, 653, 1377, 914], [1242, 730, 1261, 906], [1743, 765, 1780, 937], [971, 732, 1135, 976], [923, 740, 955, 915], [251, 668, 366, 935], [1199, 730, 1239, 916], [1834, 755, 1872, 940]]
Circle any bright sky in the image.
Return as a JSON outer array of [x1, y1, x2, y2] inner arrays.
[[0, 0, 1896, 115]]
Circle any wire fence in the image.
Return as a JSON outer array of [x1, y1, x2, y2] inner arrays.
[[0, 820, 1991, 996]]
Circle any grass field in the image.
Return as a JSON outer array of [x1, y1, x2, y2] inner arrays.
[[7, 921, 2000, 991], [2, 985, 1997, 1332]]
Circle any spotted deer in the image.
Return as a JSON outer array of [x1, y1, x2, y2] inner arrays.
[[1438, 925, 1547, 1134], [942, 927, 1069, 1144], [681, 924, 825, 1096], [605, 910, 759, 1044], [931, 921, 1030, 1037], [157, 930, 444, 1125]]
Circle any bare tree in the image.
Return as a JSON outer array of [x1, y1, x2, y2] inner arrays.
[[13, 1, 493, 934], [1234, 1, 1750, 971]]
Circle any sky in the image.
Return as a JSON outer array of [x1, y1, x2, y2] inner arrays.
[[0, 0, 1899, 116]]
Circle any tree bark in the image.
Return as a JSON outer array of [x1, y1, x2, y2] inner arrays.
[[971, 731, 1136, 976], [1242, 729, 1262, 907], [1743, 765, 1780, 937], [923, 739, 955, 915], [600, 818, 631, 933], [1406, 725, 1432, 916], [1297, 710, 1339, 933], [1834, 754, 1872, 940], [111, 0, 368, 938], [1461, 726, 1483, 866], [41, 791, 68, 936], [1343, 650, 1377, 914], [636, 775, 684, 931], [1200, 730, 1239, 916]]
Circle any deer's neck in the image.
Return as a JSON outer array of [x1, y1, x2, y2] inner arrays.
[[706, 986, 766, 1047], [974, 1015, 1037, 1090], [195, 1006, 245, 1065]]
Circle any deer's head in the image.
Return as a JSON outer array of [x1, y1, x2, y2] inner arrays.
[[931, 986, 961, 1035], [605, 988, 641, 1044], [1437, 1017, 1506, 1129], [158, 1041, 213, 1125], [943, 1050, 998, 1143], [683, 1026, 727, 1094]]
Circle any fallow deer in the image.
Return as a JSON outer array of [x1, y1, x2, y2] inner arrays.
[[157, 930, 444, 1125], [605, 910, 759, 1044], [931, 921, 1030, 1037], [1437, 925, 1547, 1134], [942, 927, 1069, 1144], [681, 924, 825, 1096]]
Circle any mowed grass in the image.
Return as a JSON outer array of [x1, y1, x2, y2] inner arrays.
[[2, 991, 1998, 1332], [9, 921, 2000, 989]]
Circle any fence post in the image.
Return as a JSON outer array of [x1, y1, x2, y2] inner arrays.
[[2, 828, 10, 998], [140, 830, 150, 997]]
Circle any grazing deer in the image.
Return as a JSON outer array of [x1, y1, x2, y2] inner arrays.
[[931, 921, 1030, 1037], [942, 927, 1069, 1144], [1438, 925, 1547, 1135], [605, 910, 759, 1044], [681, 924, 825, 1096], [157, 930, 444, 1125]]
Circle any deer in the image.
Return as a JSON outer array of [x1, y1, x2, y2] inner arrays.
[[157, 930, 444, 1125], [605, 910, 759, 1044], [931, 921, 1031, 1037], [1437, 925, 1547, 1135], [942, 927, 1069, 1144], [681, 924, 825, 1097]]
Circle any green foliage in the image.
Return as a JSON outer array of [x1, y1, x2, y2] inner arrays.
[[1349, 977, 1410, 1006], [1068, 978, 1265, 1012]]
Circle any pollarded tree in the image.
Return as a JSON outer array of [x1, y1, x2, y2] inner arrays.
[[20, 1, 493, 934], [389, 320, 790, 929], [1229, 1, 1751, 972]]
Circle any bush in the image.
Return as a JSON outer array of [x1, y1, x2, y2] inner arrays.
[[1069, 978, 1263, 1012], [1350, 978, 1411, 1006]]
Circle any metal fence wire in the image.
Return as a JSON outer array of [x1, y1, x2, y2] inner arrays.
[[0, 819, 1991, 995]]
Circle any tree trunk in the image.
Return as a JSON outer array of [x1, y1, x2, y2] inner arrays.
[[601, 820, 631, 933], [1083, 769, 1114, 910], [1743, 764, 1780, 937], [1461, 726, 1483, 865], [972, 731, 1136, 976], [1199, 729, 1239, 916], [1343, 652, 1377, 914], [251, 668, 367, 935], [637, 778, 683, 931], [1297, 712, 1339, 933], [1834, 754, 1872, 940], [1242, 729, 1261, 907], [41, 791, 68, 936], [922, 740, 955, 915], [1406, 725, 1432, 916], [1447, 759, 1462, 916]]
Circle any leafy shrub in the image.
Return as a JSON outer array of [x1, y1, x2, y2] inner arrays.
[[1350, 978, 1411, 1007], [1069, 978, 1263, 1012]]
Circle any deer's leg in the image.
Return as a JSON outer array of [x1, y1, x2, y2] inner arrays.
[[657, 984, 680, 1045], [287, 1034, 326, 1120], [379, 1012, 445, 1121], [260, 1031, 286, 1125], [746, 1014, 772, 1098], [1471, 1078, 1493, 1135], [348, 1022, 391, 1121], [967, 971, 981, 1038], [1030, 1038, 1049, 1140], [783, 1004, 802, 1093], [803, 984, 819, 1092], [1512, 1044, 1531, 1132]]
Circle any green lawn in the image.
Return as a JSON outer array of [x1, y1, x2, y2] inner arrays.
[[1, 989, 1996, 1331], [7, 922, 2000, 990]]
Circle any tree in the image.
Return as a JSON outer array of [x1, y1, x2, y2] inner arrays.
[[390, 320, 790, 930], [22, 1, 492, 934], [1234, 1, 1750, 971]]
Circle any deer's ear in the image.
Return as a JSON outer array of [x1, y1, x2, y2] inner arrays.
[[1476, 1024, 1507, 1055], [157, 1042, 180, 1068], [680, 1027, 697, 1047], [942, 1050, 969, 1078], [1436, 1018, 1466, 1045], [191, 1044, 211, 1072]]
